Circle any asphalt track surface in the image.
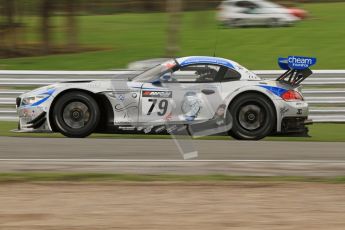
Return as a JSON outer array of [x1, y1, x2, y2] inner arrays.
[[1, 136, 345, 160], [0, 137, 345, 176]]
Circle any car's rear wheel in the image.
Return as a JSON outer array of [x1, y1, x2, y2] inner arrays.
[[52, 91, 100, 138], [228, 93, 275, 140]]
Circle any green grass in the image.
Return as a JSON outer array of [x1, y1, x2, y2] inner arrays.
[[0, 121, 344, 142], [0, 172, 345, 183], [0, 2, 345, 70]]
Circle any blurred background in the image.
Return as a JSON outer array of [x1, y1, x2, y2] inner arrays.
[[0, 0, 344, 70]]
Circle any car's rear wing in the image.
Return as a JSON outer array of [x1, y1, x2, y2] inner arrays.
[[276, 56, 317, 86]]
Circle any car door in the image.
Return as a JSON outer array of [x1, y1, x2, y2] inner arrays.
[[139, 64, 225, 125]]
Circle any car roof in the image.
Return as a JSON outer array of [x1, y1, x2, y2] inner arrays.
[[176, 56, 237, 70]]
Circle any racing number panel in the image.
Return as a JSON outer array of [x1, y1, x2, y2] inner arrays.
[[140, 89, 174, 123]]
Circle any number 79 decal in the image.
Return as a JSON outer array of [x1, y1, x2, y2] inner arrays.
[[147, 99, 168, 116]]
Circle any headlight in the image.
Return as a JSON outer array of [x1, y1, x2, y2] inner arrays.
[[21, 94, 51, 106], [20, 87, 56, 107]]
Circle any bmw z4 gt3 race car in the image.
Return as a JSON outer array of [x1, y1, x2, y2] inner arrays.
[[16, 56, 316, 140]]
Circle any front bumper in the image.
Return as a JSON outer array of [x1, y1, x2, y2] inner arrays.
[[21, 111, 47, 129], [14, 85, 58, 133], [16, 104, 51, 132]]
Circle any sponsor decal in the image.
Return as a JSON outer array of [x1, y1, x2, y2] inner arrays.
[[288, 56, 316, 70], [117, 94, 125, 102], [114, 103, 138, 112], [118, 126, 136, 131], [280, 107, 289, 115], [108, 92, 126, 101], [114, 102, 138, 119], [278, 56, 317, 70], [181, 92, 202, 121], [142, 91, 172, 98]]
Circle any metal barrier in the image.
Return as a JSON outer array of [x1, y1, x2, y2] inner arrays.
[[1, 70, 345, 122]]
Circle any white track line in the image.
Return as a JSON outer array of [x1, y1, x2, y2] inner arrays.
[[0, 159, 345, 163]]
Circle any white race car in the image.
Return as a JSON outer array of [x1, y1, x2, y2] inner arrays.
[[16, 56, 316, 140]]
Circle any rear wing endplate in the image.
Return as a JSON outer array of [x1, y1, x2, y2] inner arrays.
[[277, 56, 317, 86]]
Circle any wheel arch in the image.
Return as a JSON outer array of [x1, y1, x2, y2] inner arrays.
[[48, 88, 113, 132]]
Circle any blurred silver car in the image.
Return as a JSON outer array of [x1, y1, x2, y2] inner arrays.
[[217, 0, 300, 27]]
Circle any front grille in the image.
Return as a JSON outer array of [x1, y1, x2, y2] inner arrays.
[[16, 97, 21, 107]]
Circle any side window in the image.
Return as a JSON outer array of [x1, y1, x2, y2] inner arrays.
[[165, 64, 221, 83], [236, 1, 248, 7], [236, 1, 258, 9], [222, 68, 241, 81]]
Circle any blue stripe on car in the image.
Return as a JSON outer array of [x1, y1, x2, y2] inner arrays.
[[31, 96, 50, 106], [30, 88, 56, 107], [180, 57, 235, 69], [259, 85, 287, 97]]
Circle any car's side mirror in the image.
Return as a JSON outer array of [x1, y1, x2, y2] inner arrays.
[[158, 73, 173, 84], [151, 79, 162, 86]]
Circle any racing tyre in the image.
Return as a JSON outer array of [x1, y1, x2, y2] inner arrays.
[[52, 91, 100, 138], [228, 93, 275, 140]]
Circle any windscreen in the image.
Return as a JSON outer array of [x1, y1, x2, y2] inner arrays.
[[133, 59, 177, 83]]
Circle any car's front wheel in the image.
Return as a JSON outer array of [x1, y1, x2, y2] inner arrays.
[[52, 91, 100, 138], [228, 93, 276, 140]]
